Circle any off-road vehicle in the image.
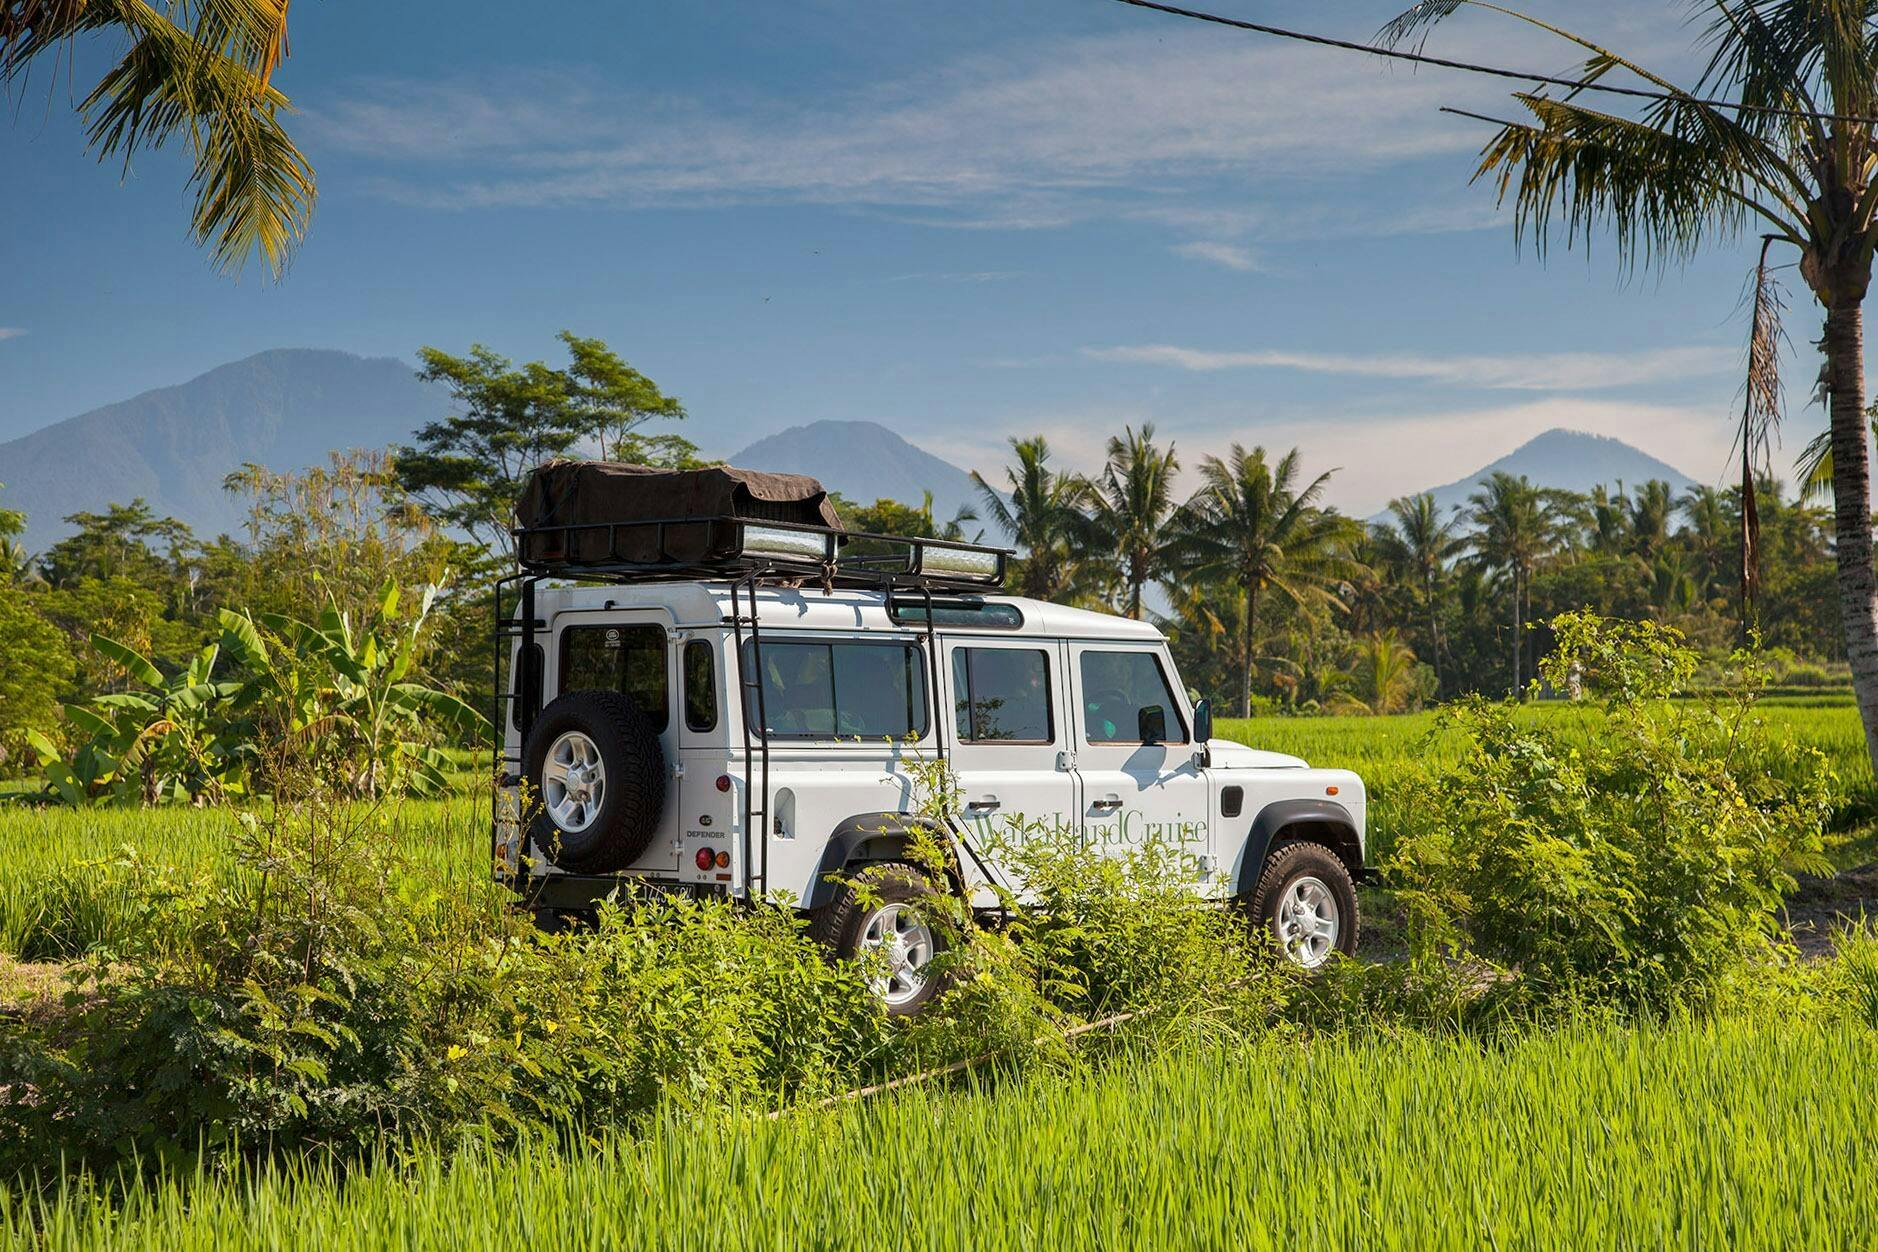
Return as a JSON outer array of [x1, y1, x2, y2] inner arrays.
[[493, 462, 1368, 1012]]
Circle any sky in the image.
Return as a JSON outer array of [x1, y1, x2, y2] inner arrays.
[[0, 0, 1841, 516]]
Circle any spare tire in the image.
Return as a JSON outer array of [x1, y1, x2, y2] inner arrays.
[[522, 689, 666, 873]]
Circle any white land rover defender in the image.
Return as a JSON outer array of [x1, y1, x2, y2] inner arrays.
[[494, 462, 1367, 1012]]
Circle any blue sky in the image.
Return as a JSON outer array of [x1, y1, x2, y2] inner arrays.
[[0, 0, 1834, 515]]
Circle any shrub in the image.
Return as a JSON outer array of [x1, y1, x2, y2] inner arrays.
[[1386, 613, 1834, 1013], [0, 785, 890, 1177]]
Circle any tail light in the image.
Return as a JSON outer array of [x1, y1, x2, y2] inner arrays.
[[695, 847, 716, 872]]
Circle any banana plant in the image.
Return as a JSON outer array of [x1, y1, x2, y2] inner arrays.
[[29, 635, 251, 805], [230, 578, 488, 798], [36, 578, 487, 804]]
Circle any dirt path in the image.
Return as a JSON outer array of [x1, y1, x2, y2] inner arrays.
[[1784, 863, 1878, 959]]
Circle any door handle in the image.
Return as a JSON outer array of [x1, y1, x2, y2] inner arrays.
[[1090, 797, 1122, 813], [967, 797, 1002, 813]]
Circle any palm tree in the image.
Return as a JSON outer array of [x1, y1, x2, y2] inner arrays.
[[972, 437, 1091, 602], [1466, 472, 1566, 697], [1626, 481, 1676, 562], [1086, 424, 1181, 619], [1331, 631, 1425, 716], [1374, 492, 1463, 688], [1171, 446, 1360, 717], [1679, 484, 1736, 600], [4, 0, 313, 276], [1385, 0, 1878, 770]]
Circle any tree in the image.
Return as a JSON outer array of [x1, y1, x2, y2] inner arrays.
[[1386, 0, 1878, 771], [838, 492, 978, 542], [0, 594, 74, 773], [394, 332, 696, 555], [1374, 492, 1463, 687], [1330, 631, 1428, 716], [1085, 424, 1181, 619], [39, 500, 194, 589], [3, 0, 313, 276], [1678, 484, 1736, 599], [1171, 446, 1359, 717], [1465, 472, 1567, 696], [971, 437, 1092, 602], [0, 483, 31, 586]]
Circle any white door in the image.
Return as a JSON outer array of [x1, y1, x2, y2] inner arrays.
[[550, 608, 681, 873], [943, 638, 1077, 903], [1066, 643, 1215, 889]]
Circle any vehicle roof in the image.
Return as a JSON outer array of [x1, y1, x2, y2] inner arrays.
[[532, 580, 1166, 643]]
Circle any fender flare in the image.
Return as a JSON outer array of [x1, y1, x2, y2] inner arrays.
[[1233, 799, 1362, 898], [802, 813, 958, 912]]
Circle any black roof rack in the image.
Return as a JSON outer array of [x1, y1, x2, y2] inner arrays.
[[512, 515, 1012, 593]]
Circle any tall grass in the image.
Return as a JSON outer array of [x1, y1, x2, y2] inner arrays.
[[7, 1018, 1871, 1249], [0, 699, 1867, 959], [0, 798, 485, 959]]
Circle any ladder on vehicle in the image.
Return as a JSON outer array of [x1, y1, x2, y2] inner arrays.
[[727, 568, 773, 900]]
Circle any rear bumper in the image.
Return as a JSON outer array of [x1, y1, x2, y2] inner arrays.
[[514, 872, 728, 913]]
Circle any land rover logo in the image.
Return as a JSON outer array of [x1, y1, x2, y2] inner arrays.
[[604, 628, 622, 648]]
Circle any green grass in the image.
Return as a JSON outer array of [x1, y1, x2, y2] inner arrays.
[[0, 797, 487, 960], [1220, 696, 1878, 860], [7, 1017, 1871, 1250], [0, 699, 1868, 960]]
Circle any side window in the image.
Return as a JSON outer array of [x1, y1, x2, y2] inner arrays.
[[1078, 650, 1187, 745], [743, 641, 929, 740], [684, 640, 718, 732], [560, 625, 670, 731], [952, 648, 1054, 743]]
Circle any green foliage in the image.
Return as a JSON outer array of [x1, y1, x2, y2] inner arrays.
[[0, 593, 74, 774], [0, 788, 889, 1175], [394, 332, 696, 553], [29, 635, 249, 806], [34, 579, 487, 805], [8, 1021, 1878, 1249], [1388, 613, 1835, 1011]]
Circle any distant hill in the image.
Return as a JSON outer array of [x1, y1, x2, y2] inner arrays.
[[729, 420, 980, 524], [1376, 428, 1698, 525], [0, 350, 451, 552]]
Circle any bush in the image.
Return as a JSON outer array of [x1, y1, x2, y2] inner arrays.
[[1387, 613, 1835, 1012], [0, 786, 890, 1176]]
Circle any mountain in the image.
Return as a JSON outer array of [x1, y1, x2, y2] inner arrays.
[[729, 420, 980, 524], [1377, 428, 1698, 525], [1, 350, 450, 552]]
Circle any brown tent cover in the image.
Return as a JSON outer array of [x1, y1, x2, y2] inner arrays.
[[515, 460, 843, 567]]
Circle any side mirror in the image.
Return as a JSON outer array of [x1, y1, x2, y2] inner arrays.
[[1192, 698, 1213, 745], [1138, 704, 1168, 745]]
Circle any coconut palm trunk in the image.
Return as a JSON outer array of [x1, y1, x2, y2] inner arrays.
[[1240, 580, 1260, 718], [1824, 291, 1878, 765]]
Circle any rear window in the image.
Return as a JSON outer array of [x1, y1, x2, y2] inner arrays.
[[743, 640, 929, 741], [560, 624, 669, 731]]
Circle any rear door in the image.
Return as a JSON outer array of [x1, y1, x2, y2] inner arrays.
[[944, 637, 1077, 902], [1065, 643, 1215, 891], [550, 608, 681, 874]]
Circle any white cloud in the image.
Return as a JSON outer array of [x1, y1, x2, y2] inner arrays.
[[310, 25, 1521, 228], [1083, 343, 1736, 391], [1172, 241, 1260, 272], [0, 328, 24, 341]]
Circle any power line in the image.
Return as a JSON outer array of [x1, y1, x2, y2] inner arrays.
[[1106, 0, 1878, 127]]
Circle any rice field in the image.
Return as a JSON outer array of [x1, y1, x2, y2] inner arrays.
[[1, 697, 1871, 960], [1, 703, 1874, 1248], [5, 1017, 1872, 1250]]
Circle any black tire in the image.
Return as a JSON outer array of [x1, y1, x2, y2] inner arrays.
[[1246, 841, 1360, 968], [522, 689, 666, 874], [814, 862, 949, 1017]]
